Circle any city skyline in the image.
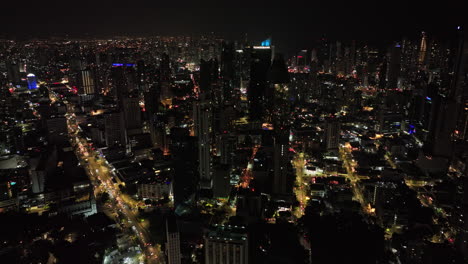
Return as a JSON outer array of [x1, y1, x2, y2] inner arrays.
[[1, 1, 465, 51], [0, 3, 467, 264]]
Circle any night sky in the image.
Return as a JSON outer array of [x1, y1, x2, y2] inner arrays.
[[1, 0, 465, 51]]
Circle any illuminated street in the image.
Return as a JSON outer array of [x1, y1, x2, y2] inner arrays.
[[52, 88, 164, 264], [292, 152, 308, 218], [1, 18, 467, 264]]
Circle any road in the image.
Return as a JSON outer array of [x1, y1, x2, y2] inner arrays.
[[238, 145, 260, 189], [292, 152, 308, 218], [49, 88, 164, 264], [338, 145, 373, 214]]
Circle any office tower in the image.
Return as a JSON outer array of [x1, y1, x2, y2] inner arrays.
[[213, 165, 231, 198], [236, 190, 264, 222], [268, 53, 290, 127], [159, 53, 172, 102], [326, 120, 340, 151], [432, 28, 468, 156], [378, 58, 387, 90], [136, 60, 148, 91], [418, 32, 428, 68], [166, 217, 181, 264], [122, 97, 142, 131], [79, 69, 96, 94], [453, 29, 468, 142], [335, 41, 345, 75], [194, 101, 212, 189], [318, 37, 330, 72], [273, 130, 291, 195], [110, 64, 136, 103], [296, 49, 308, 70], [221, 41, 235, 102], [218, 134, 236, 165], [204, 225, 249, 264], [46, 117, 68, 145], [194, 57, 219, 190], [145, 87, 168, 150], [200, 58, 220, 107], [248, 45, 272, 120], [311, 49, 318, 63], [26, 73, 37, 89], [6, 61, 21, 84], [386, 43, 402, 89], [104, 111, 127, 147]]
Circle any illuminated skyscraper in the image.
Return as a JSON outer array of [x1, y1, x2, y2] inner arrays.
[[418, 32, 427, 68], [27, 73, 37, 89], [194, 101, 212, 189], [194, 58, 219, 190], [273, 129, 292, 195], [79, 69, 96, 94], [326, 120, 340, 151], [248, 45, 272, 120]]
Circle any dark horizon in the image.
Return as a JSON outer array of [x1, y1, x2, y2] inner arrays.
[[1, 0, 465, 52]]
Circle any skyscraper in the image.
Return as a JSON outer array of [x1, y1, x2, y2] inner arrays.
[[248, 45, 272, 121], [326, 120, 340, 151], [194, 101, 212, 189], [418, 32, 428, 68], [104, 111, 127, 147], [26, 73, 37, 89], [273, 130, 291, 195], [432, 28, 468, 157], [79, 69, 96, 94], [166, 216, 181, 264], [386, 43, 402, 89], [110, 64, 136, 103], [204, 225, 249, 264], [122, 97, 142, 131]]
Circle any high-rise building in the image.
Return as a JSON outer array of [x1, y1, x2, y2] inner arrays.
[[204, 225, 249, 264], [110, 64, 136, 103], [159, 53, 172, 101], [386, 43, 402, 89], [166, 216, 181, 264], [248, 45, 272, 120], [268, 53, 290, 128], [452, 29, 468, 143], [79, 69, 96, 94], [122, 97, 142, 131], [6, 61, 21, 84], [194, 101, 212, 189], [418, 32, 428, 68], [221, 41, 235, 102], [432, 28, 468, 156], [104, 111, 127, 147], [273, 130, 291, 195], [326, 120, 340, 151], [26, 73, 37, 89]]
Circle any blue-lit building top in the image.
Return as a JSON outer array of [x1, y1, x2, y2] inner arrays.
[[112, 63, 135, 67], [27, 73, 37, 89], [261, 39, 271, 47]]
